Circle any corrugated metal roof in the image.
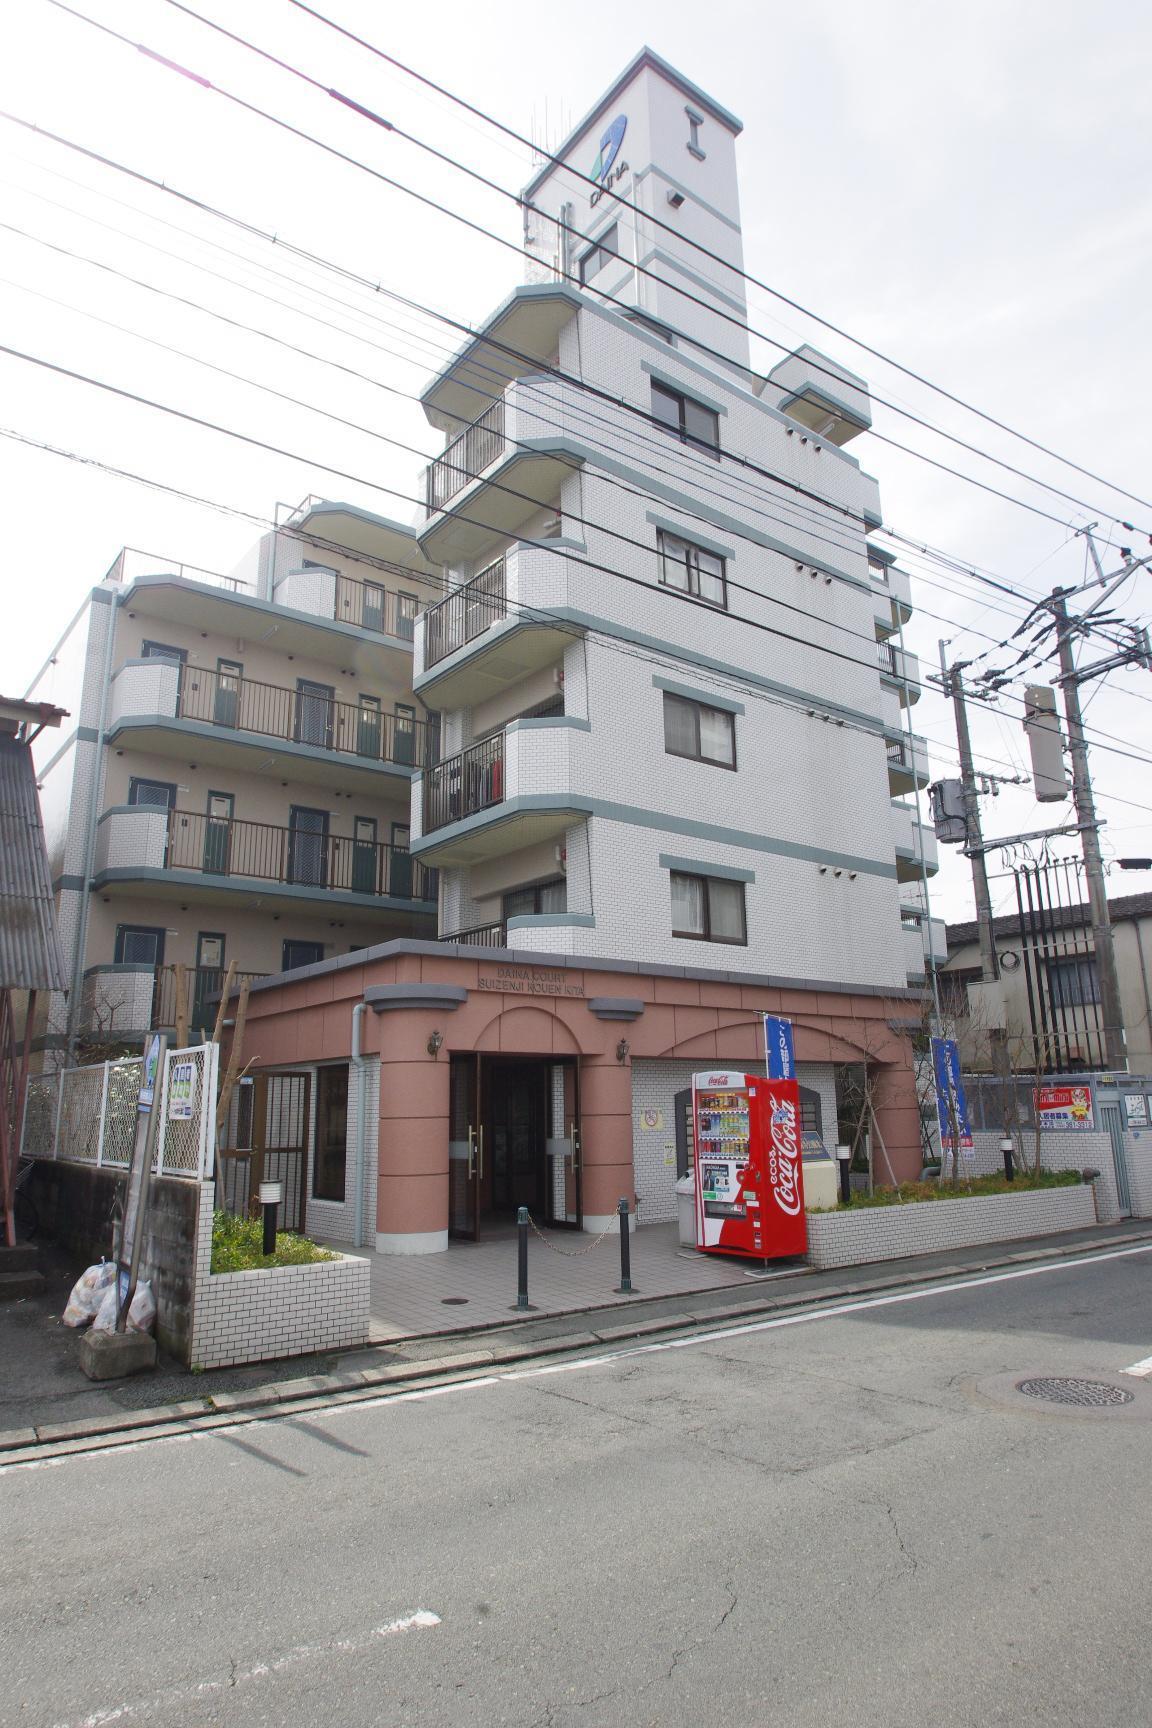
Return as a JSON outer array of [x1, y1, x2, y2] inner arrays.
[[0, 733, 66, 991]]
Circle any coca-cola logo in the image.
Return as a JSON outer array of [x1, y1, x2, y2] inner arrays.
[[766, 1089, 801, 1216]]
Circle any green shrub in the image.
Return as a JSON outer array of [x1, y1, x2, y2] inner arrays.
[[814, 1168, 1081, 1212], [210, 1210, 337, 1273]]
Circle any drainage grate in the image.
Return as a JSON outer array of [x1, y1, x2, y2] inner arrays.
[[1016, 1376, 1134, 1408], [440, 1297, 469, 1306]]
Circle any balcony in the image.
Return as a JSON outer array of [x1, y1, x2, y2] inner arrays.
[[901, 912, 948, 979], [869, 557, 912, 633], [891, 802, 939, 882], [886, 732, 930, 794], [93, 806, 437, 913], [271, 565, 420, 643], [153, 965, 269, 1037], [765, 346, 872, 446], [413, 720, 588, 867], [876, 639, 921, 704], [78, 963, 267, 1043], [438, 922, 507, 949], [414, 544, 577, 709], [419, 378, 583, 565], [108, 660, 434, 791]]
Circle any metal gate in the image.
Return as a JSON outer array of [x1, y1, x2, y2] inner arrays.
[[1100, 1102, 1132, 1216], [219, 1070, 311, 1229]]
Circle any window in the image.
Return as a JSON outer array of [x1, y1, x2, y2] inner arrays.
[[141, 640, 186, 665], [670, 871, 746, 945], [517, 696, 565, 721], [651, 381, 720, 454], [663, 693, 735, 768], [128, 777, 176, 809], [312, 1065, 349, 1202], [658, 531, 727, 608], [1047, 957, 1100, 1009], [282, 940, 324, 972], [798, 1086, 822, 1138], [504, 878, 567, 921], [578, 223, 619, 284], [114, 925, 165, 967]]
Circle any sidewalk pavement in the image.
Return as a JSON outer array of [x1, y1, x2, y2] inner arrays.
[[4, 1217, 1151, 1454]]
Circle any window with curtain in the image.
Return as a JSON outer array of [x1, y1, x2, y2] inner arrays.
[[670, 871, 746, 945], [657, 531, 727, 608], [662, 693, 735, 767]]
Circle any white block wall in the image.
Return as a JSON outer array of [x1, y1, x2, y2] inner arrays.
[[805, 1184, 1096, 1270], [188, 1183, 371, 1369], [94, 808, 169, 872], [108, 660, 180, 725], [630, 1058, 837, 1222], [965, 1126, 1123, 1222]]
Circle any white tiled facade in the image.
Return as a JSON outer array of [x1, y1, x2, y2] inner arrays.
[[410, 51, 938, 989], [188, 1183, 371, 1370], [805, 1184, 1096, 1270]]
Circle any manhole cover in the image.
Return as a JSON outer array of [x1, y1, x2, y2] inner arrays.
[[1016, 1376, 1134, 1408], [440, 1297, 468, 1306]]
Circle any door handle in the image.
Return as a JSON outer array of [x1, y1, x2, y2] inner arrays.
[[478, 1125, 484, 1183], [467, 1124, 476, 1180], [572, 1128, 581, 1173]]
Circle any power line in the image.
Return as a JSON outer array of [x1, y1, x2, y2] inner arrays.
[[285, 0, 1152, 525], [46, 0, 1152, 540], [0, 109, 1077, 623]]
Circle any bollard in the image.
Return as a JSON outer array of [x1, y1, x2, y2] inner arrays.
[[836, 1144, 852, 1206], [615, 1197, 635, 1294], [259, 1180, 282, 1257], [514, 1206, 530, 1312], [1000, 1137, 1016, 1183]]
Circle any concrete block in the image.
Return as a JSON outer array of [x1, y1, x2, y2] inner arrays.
[[78, 1329, 158, 1381]]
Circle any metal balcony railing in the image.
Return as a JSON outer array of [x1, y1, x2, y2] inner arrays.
[[152, 966, 268, 1036], [331, 571, 420, 638], [426, 400, 505, 515], [439, 923, 507, 948], [162, 811, 436, 901], [171, 666, 435, 767], [877, 641, 899, 677], [422, 734, 504, 834], [104, 546, 252, 594], [423, 562, 506, 668]]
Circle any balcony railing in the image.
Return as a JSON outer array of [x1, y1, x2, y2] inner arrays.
[[439, 923, 507, 948], [275, 566, 422, 639], [153, 965, 268, 1036], [877, 641, 899, 677], [171, 666, 436, 768], [423, 562, 506, 668], [422, 734, 504, 835], [105, 546, 252, 594], [426, 400, 506, 515], [163, 811, 436, 901]]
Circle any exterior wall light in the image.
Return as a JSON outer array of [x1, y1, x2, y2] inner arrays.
[[615, 1038, 630, 1063], [427, 1030, 444, 1057]]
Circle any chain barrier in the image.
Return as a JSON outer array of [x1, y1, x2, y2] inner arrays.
[[523, 1210, 619, 1257]]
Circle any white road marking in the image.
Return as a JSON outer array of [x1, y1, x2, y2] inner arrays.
[[50, 1610, 441, 1728], [6, 1241, 1152, 1477], [1121, 1353, 1152, 1377]]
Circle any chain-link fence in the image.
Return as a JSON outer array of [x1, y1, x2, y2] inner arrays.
[[20, 1046, 218, 1180]]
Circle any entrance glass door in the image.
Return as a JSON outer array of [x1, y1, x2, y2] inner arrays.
[[489, 1061, 548, 1214], [544, 1060, 582, 1229], [448, 1054, 481, 1240]]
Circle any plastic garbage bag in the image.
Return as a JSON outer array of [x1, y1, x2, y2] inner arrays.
[[93, 1278, 156, 1335], [62, 1260, 116, 1329]]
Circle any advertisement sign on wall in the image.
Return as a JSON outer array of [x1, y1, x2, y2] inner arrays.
[[1035, 1084, 1095, 1131]]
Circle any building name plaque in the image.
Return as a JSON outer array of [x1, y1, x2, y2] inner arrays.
[[477, 964, 584, 998]]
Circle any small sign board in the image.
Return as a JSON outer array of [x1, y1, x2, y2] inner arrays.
[[1123, 1093, 1149, 1129], [168, 1060, 197, 1122], [1034, 1084, 1095, 1131]]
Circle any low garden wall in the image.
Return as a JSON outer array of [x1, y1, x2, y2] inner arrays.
[[187, 1185, 371, 1370], [805, 1182, 1096, 1271]]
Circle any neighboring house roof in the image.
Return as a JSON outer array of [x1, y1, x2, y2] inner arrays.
[[945, 891, 1152, 956], [0, 730, 67, 991]]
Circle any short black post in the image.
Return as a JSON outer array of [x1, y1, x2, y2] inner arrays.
[[615, 1197, 634, 1294], [836, 1145, 851, 1206], [1000, 1137, 1016, 1182], [258, 1180, 282, 1256], [515, 1206, 530, 1311]]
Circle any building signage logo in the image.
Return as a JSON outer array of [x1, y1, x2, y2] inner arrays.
[[590, 113, 629, 205], [763, 1081, 802, 1217]]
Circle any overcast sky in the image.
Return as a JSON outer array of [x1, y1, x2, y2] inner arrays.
[[2, 0, 1150, 926]]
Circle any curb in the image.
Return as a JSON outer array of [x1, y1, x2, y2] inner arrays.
[[4, 1225, 1151, 1464]]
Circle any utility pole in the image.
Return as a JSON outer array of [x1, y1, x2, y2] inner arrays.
[[1049, 587, 1127, 1071], [943, 654, 999, 984]]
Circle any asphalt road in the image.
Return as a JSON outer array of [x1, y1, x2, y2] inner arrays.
[[5, 1242, 1152, 1727]]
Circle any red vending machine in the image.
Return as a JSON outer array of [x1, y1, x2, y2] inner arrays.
[[692, 1070, 807, 1260]]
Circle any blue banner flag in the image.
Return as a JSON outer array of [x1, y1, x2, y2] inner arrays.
[[931, 1036, 974, 1155], [763, 1015, 795, 1081]]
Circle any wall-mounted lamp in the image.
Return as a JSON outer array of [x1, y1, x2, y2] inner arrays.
[[615, 1038, 630, 1064], [427, 1030, 444, 1058]]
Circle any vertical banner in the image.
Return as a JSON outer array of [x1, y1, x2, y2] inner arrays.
[[931, 1036, 974, 1157], [763, 1015, 795, 1081]]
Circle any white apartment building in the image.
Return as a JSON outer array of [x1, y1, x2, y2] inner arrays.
[[238, 50, 943, 1253], [408, 48, 941, 988], [25, 504, 445, 1062]]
